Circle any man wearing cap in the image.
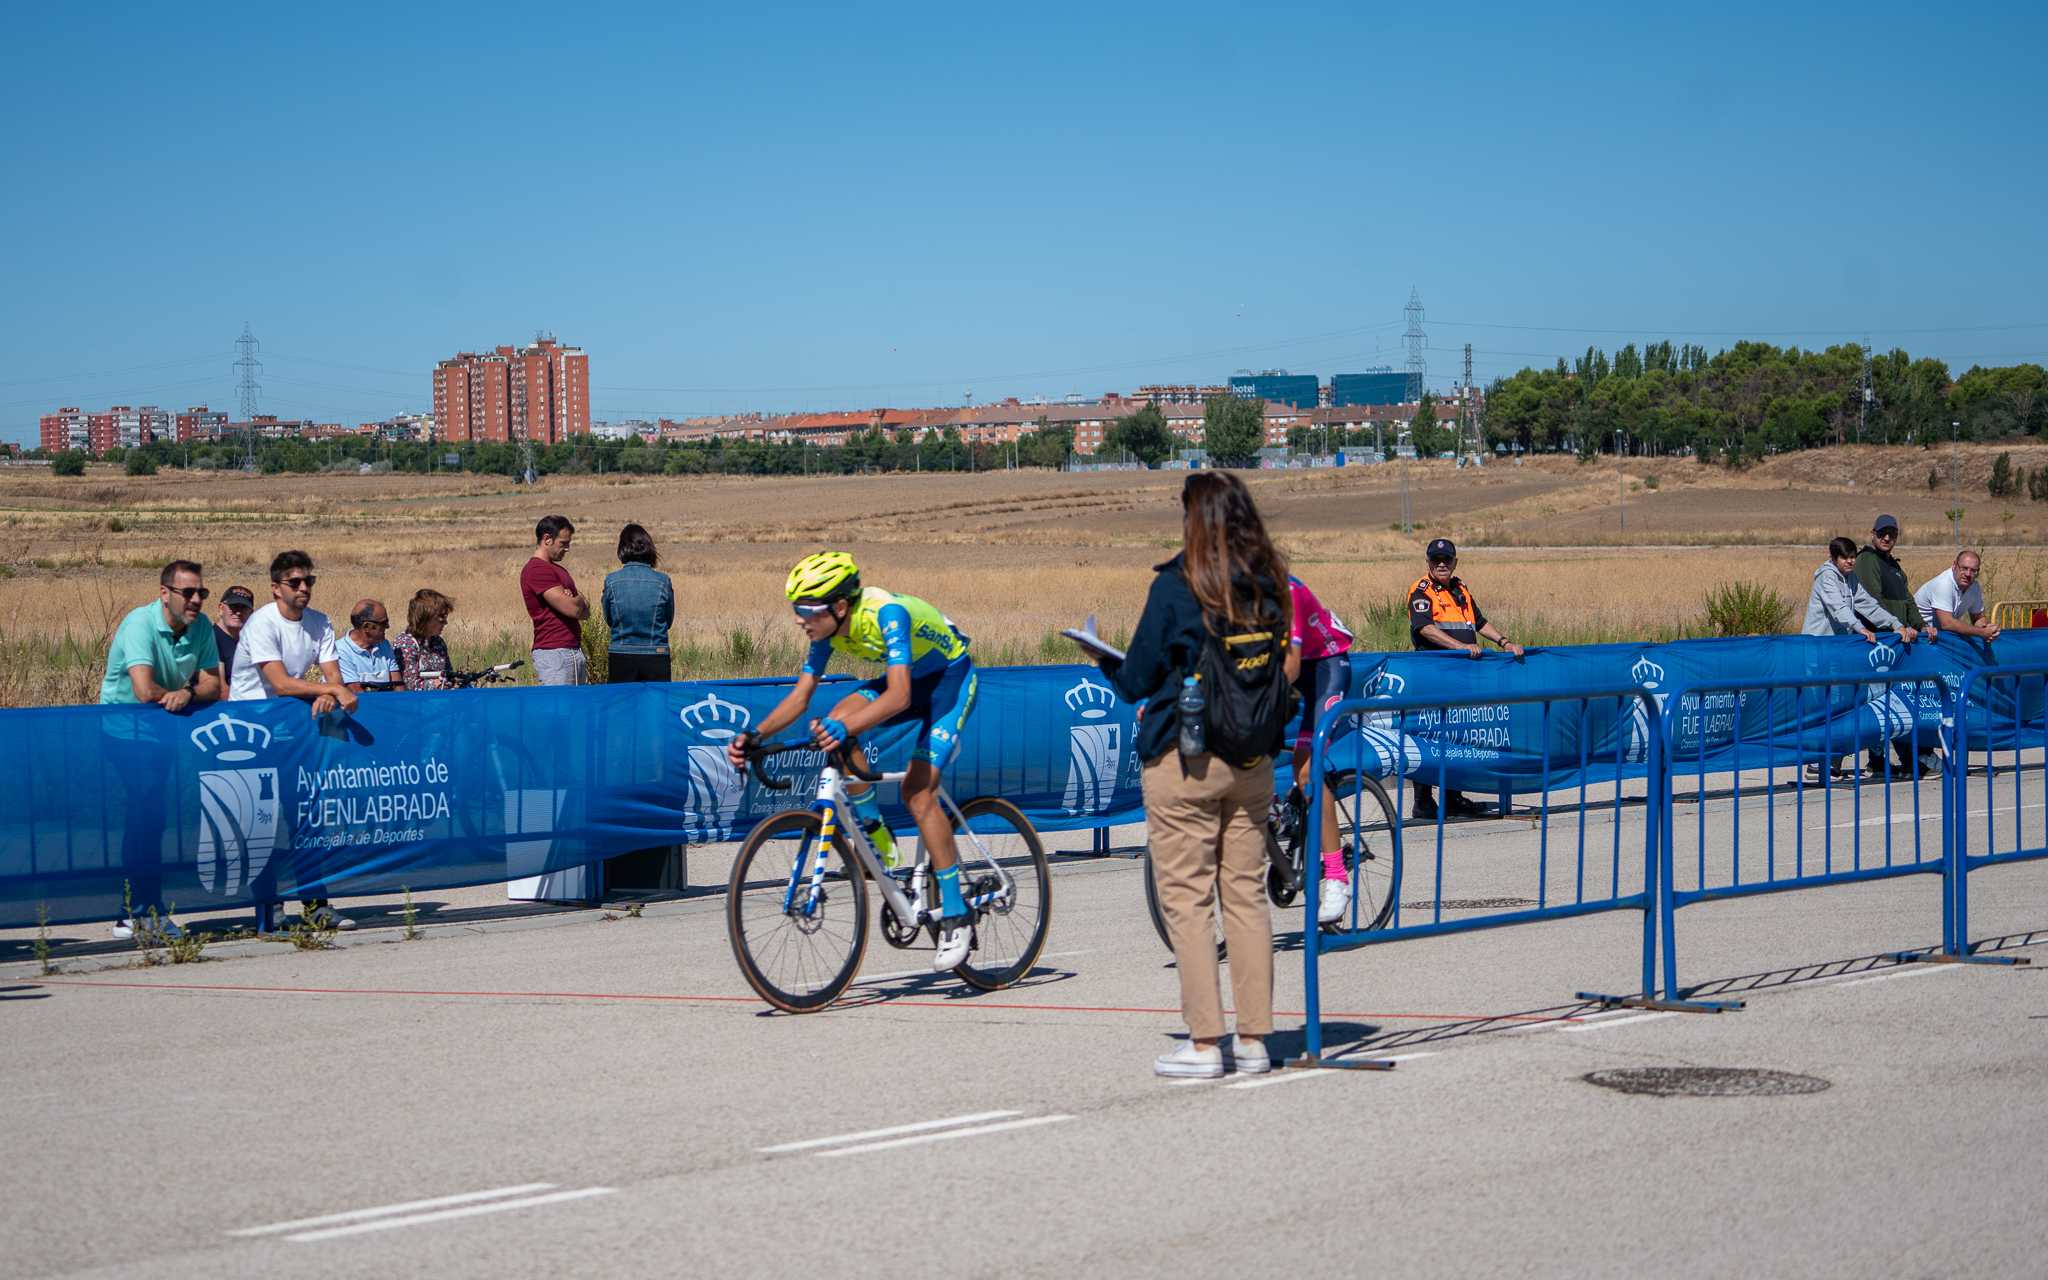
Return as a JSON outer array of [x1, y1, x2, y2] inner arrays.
[[1407, 539, 1522, 820], [1855, 515, 1936, 776], [214, 584, 255, 681]]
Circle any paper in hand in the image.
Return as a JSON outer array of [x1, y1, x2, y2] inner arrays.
[[1060, 614, 1126, 663]]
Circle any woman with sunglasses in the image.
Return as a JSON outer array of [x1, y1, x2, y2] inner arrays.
[[725, 551, 979, 973]]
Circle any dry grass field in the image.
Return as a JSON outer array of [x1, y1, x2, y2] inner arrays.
[[5, 444, 2047, 705]]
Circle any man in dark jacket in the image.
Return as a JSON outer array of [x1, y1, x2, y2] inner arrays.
[[1854, 514, 1937, 776]]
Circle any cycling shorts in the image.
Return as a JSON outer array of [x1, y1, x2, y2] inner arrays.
[[1292, 655, 1353, 755], [854, 657, 977, 767]]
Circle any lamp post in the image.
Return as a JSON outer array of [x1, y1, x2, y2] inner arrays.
[[1951, 419, 1962, 547]]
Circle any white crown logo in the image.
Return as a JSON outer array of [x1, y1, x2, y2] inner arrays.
[[188, 712, 271, 763], [680, 693, 753, 740], [1372, 672, 1407, 697], [1867, 644, 1900, 672], [1631, 656, 1665, 688], [1064, 678, 1117, 720]]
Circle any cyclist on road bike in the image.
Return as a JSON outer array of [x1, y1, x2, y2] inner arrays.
[[726, 551, 979, 971], [1283, 574, 1356, 924]]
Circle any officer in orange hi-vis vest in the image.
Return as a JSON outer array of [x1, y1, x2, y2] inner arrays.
[[1407, 538, 1523, 821]]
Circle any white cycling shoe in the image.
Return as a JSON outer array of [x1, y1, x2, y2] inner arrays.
[[931, 918, 972, 972], [1317, 877, 1352, 925]]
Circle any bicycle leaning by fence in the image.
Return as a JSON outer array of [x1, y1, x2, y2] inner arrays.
[[726, 737, 1052, 1012], [1140, 768, 1402, 958]]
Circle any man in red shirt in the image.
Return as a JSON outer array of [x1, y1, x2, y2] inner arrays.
[[520, 514, 589, 685]]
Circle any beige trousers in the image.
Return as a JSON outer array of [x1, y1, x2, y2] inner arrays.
[[1142, 753, 1275, 1040]]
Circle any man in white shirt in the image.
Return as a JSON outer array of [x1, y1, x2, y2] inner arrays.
[[1914, 550, 2000, 642], [230, 549, 359, 929]]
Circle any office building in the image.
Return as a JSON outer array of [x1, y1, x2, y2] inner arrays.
[[1228, 372, 1319, 409], [1330, 371, 1408, 407]]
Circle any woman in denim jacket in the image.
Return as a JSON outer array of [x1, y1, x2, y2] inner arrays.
[[602, 523, 674, 683]]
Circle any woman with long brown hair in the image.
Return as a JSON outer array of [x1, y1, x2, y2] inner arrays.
[[1098, 470, 1291, 1077]]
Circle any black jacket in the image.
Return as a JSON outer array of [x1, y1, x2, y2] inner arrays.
[[1107, 553, 1283, 763]]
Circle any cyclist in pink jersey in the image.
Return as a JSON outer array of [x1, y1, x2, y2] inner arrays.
[[1283, 575, 1356, 923]]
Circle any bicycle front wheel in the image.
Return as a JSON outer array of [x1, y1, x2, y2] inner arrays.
[[726, 809, 869, 1013], [941, 797, 1051, 991]]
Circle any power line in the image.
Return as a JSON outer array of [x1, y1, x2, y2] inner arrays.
[[0, 352, 231, 389]]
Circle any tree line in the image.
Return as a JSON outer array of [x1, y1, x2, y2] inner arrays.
[[1481, 340, 2047, 464], [35, 420, 1083, 479]]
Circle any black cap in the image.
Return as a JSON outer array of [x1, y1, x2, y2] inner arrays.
[[221, 585, 255, 608], [1426, 538, 1457, 562], [1873, 514, 1899, 534]]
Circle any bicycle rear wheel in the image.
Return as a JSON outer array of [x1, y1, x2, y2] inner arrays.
[[933, 797, 1050, 991], [726, 810, 869, 1013], [1328, 771, 1400, 930], [1143, 843, 1235, 962]]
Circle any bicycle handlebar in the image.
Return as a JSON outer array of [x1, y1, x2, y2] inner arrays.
[[738, 736, 881, 791]]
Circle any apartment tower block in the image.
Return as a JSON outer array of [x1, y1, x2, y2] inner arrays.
[[433, 336, 588, 444]]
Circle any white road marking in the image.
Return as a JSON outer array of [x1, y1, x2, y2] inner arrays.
[[227, 1184, 556, 1237], [1562, 1011, 1678, 1033], [282, 1188, 615, 1243], [1832, 801, 2043, 830], [816, 1114, 1072, 1157], [758, 1110, 1020, 1154], [853, 949, 1093, 986], [1227, 1050, 1435, 1088], [1832, 965, 1964, 989]]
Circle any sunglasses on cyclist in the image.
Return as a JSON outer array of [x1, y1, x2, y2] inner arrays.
[[791, 601, 836, 619], [167, 586, 211, 602]]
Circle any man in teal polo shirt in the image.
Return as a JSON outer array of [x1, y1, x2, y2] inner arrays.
[[100, 560, 226, 709], [99, 560, 225, 939]]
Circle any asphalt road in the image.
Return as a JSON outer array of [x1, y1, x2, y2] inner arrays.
[[5, 797, 2046, 1279]]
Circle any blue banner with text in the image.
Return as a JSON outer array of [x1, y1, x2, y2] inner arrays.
[[3, 633, 2044, 927]]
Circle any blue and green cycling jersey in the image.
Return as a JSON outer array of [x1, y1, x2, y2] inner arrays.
[[802, 587, 969, 679]]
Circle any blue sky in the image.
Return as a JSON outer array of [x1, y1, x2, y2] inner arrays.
[[3, 1, 2043, 444]]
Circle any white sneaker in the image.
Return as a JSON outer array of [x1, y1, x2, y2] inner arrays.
[[304, 905, 357, 931], [111, 918, 134, 940], [1317, 877, 1352, 925], [1231, 1036, 1273, 1074], [1154, 1041, 1225, 1079], [931, 918, 971, 971]]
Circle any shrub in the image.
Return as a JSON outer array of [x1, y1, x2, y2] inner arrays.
[[1643, 474, 1659, 490], [51, 451, 86, 477], [2028, 467, 2048, 502], [1927, 466, 1939, 491], [125, 453, 157, 477], [1989, 452, 2014, 497], [579, 615, 610, 685], [1702, 580, 1791, 636]]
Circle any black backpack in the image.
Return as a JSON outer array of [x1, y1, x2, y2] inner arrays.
[[1195, 592, 1297, 766]]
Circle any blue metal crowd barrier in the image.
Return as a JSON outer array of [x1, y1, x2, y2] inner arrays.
[[1946, 665, 2048, 960], [1301, 686, 1665, 1064], [1654, 671, 1955, 1003]]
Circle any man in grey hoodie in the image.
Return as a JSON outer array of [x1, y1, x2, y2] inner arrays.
[[1806, 536, 1920, 642], [1804, 536, 1919, 778]]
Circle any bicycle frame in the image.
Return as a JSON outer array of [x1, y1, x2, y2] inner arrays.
[[782, 761, 1016, 926]]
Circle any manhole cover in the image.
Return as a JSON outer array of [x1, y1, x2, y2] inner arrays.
[[1405, 897, 1538, 911], [1583, 1068, 1830, 1098]]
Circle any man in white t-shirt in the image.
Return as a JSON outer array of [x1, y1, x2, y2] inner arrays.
[[230, 549, 359, 930], [1914, 549, 1999, 642]]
